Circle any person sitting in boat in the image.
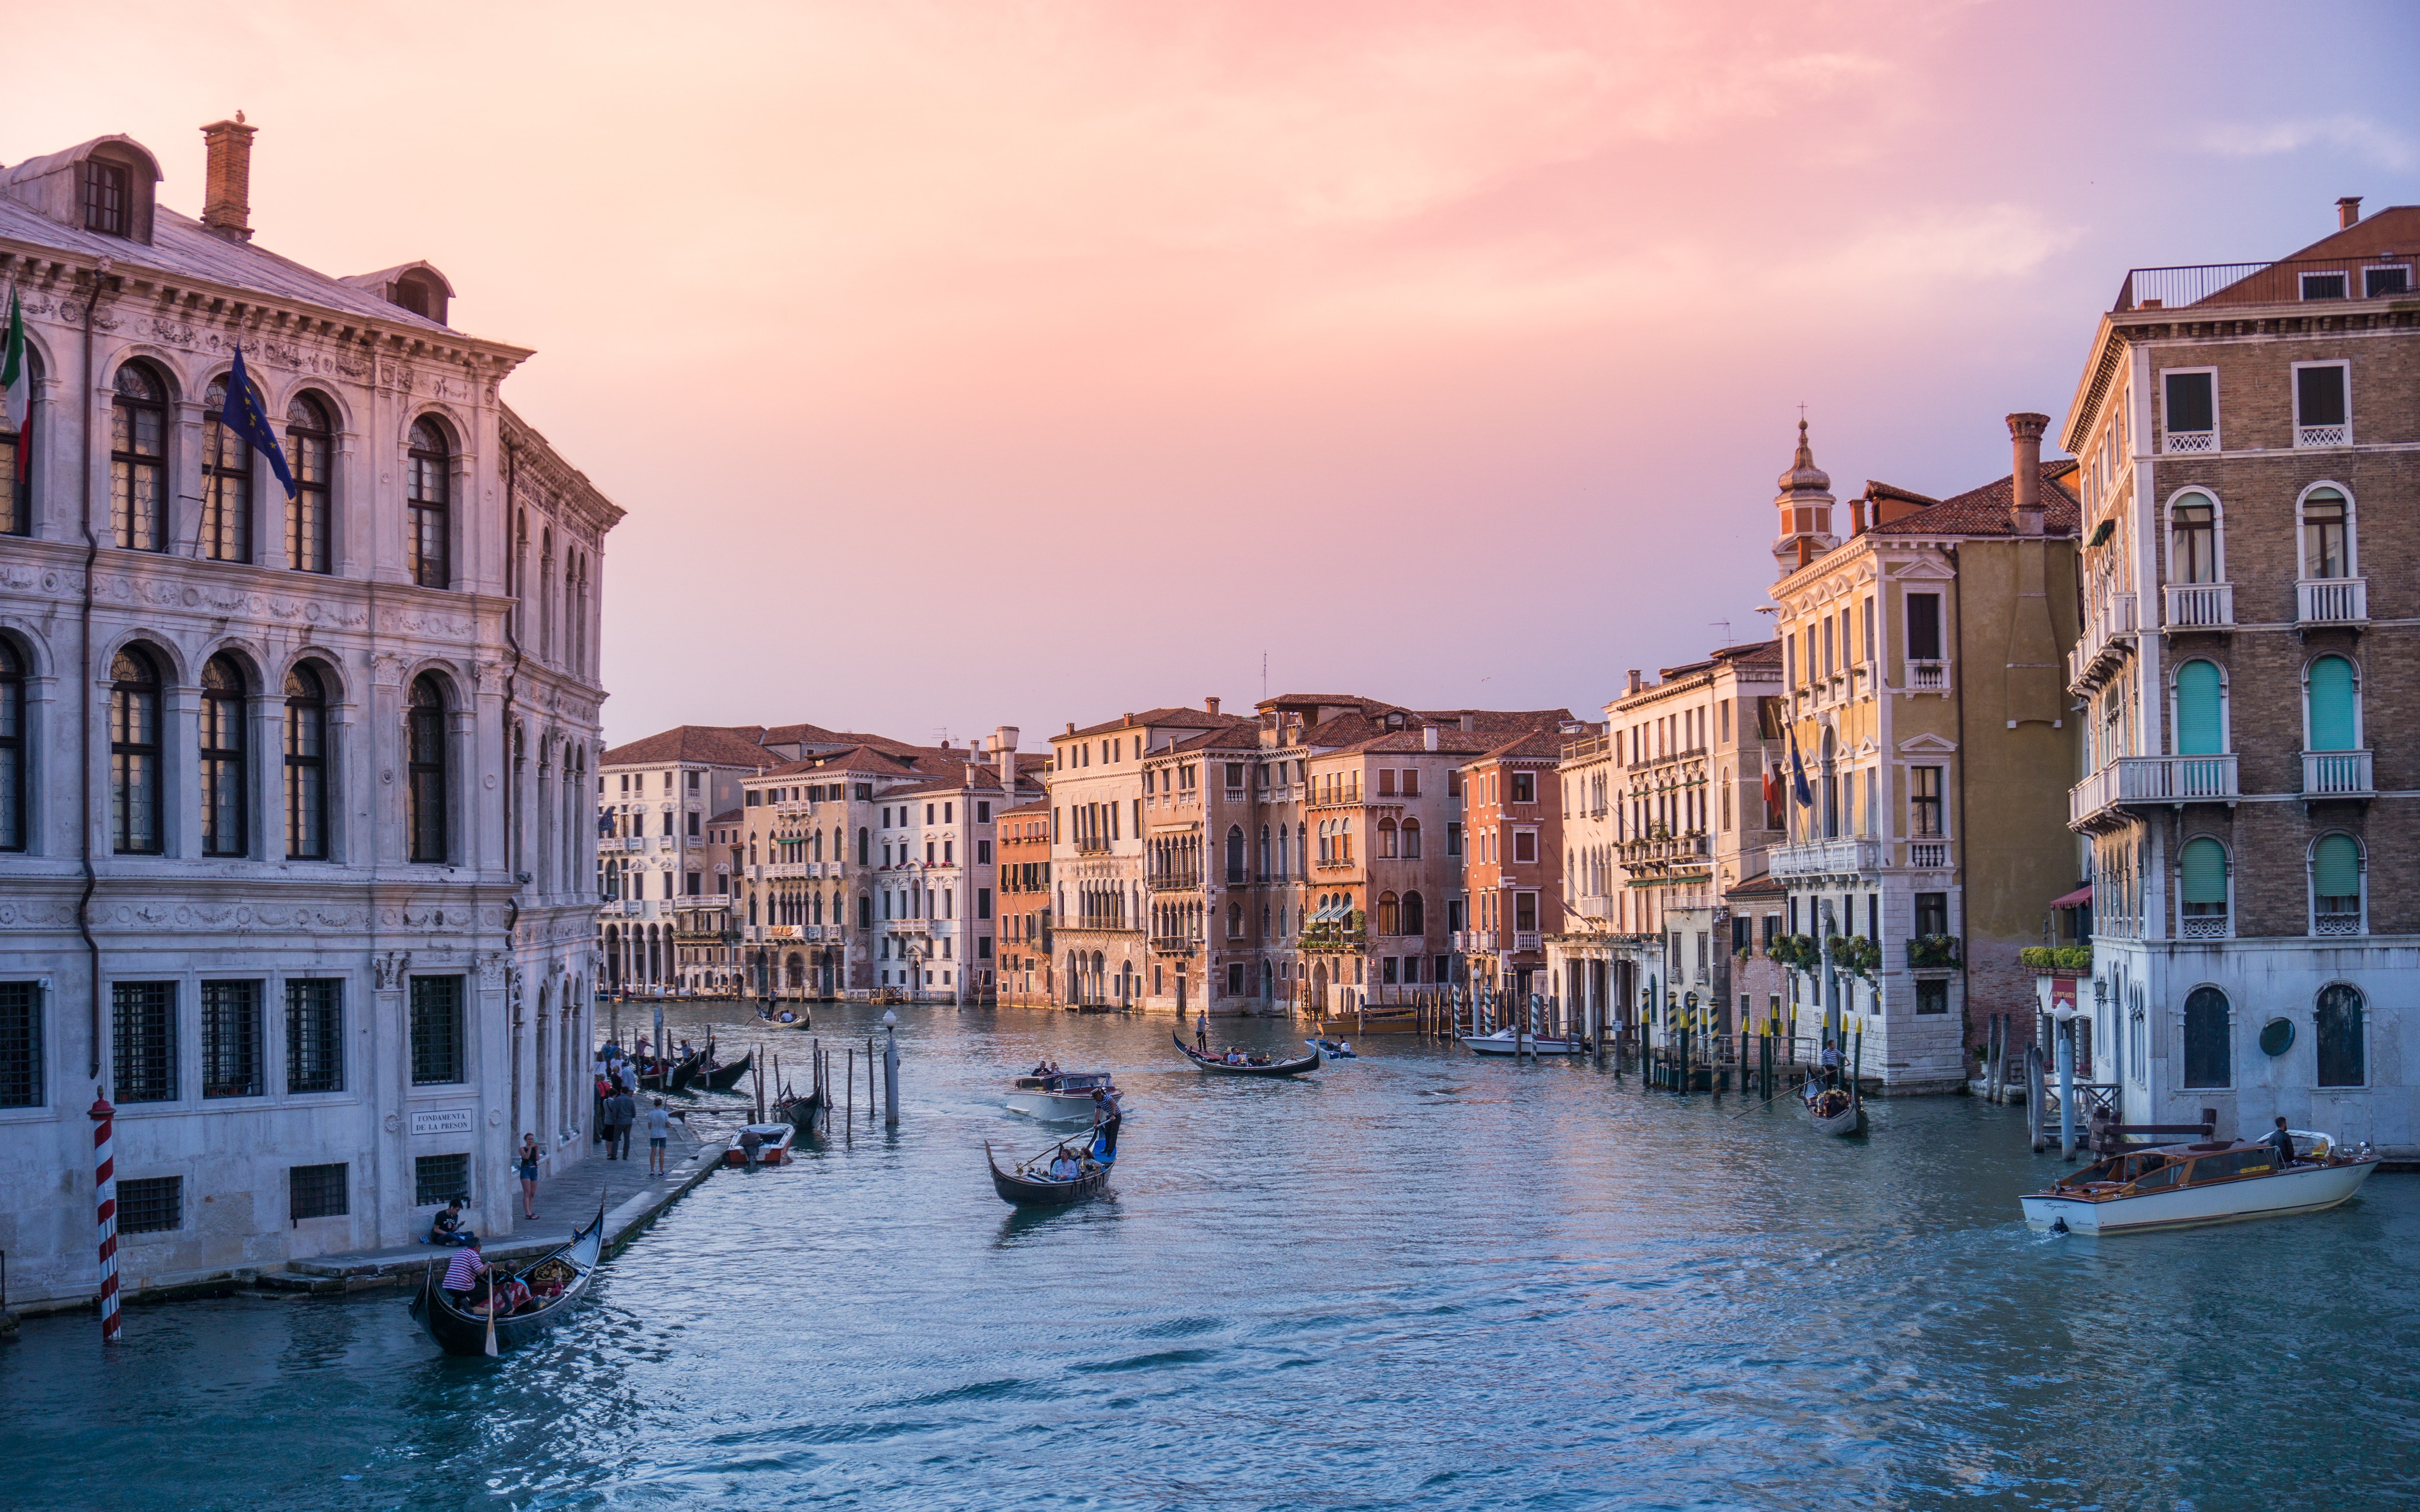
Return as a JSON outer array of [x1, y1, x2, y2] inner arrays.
[[429, 1198, 477, 1247], [1049, 1148, 1081, 1181], [2266, 1116, 2298, 1167], [739, 1126, 764, 1164], [1224, 1047, 1244, 1064]]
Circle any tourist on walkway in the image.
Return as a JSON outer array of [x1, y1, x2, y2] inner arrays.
[[607, 1089, 637, 1160], [646, 1098, 673, 1174], [517, 1134, 541, 1219]]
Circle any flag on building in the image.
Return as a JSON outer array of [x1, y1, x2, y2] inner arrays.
[[1788, 728, 1813, 807], [1762, 757, 1781, 815], [1, 290, 29, 441], [221, 346, 298, 497]]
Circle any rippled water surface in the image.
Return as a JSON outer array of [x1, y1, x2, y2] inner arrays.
[[7, 1003, 2417, 1510]]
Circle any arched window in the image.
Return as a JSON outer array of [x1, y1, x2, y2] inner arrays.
[[2182, 985, 2230, 1089], [110, 646, 163, 853], [285, 393, 334, 573], [747, 892, 758, 926], [2312, 833, 2362, 934], [2306, 655, 2358, 751], [2, 343, 41, 536], [1227, 901, 1242, 939], [406, 419, 450, 588], [2316, 983, 2364, 1087], [1378, 818, 1398, 858], [1317, 821, 1330, 864], [1403, 890, 1425, 934], [2178, 836, 2227, 937], [1258, 825, 1270, 878], [2169, 491, 2218, 583], [199, 654, 247, 856], [285, 664, 328, 859], [1401, 818, 1421, 858], [2174, 660, 2224, 755], [1377, 891, 1400, 935], [406, 674, 448, 862], [200, 374, 254, 564], [0, 638, 23, 850], [111, 364, 168, 552], [1225, 825, 1245, 884], [2300, 487, 2351, 579]]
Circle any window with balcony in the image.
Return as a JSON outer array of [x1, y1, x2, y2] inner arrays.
[[2161, 369, 2216, 452], [2174, 659, 2226, 758], [2178, 837, 2228, 938], [1909, 766, 1942, 837], [2304, 655, 2360, 761], [2293, 362, 2349, 448], [1913, 891, 1948, 938], [2310, 833, 2363, 936], [2168, 493, 2217, 583]]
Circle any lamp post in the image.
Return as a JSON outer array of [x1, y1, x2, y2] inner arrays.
[[2054, 981, 2092, 1161]]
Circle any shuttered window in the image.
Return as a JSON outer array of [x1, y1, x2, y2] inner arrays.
[[2180, 837, 2227, 909], [2307, 656, 2356, 750], [2313, 834, 2361, 909], [2174, 661, 2223, 755]]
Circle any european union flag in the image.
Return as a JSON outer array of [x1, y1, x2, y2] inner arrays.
[[1788, 727, 1813, 808], [223, 346, 297, 498]]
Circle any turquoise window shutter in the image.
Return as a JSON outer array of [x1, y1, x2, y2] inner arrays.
[[2313, 833, 2360, 900], [2307, 656, 2356, 751], [2174, 661, 2223, 755], [2180, 837, 2227, 905]]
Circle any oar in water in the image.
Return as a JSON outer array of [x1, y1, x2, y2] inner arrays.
[[483, 1270, 498, 1357], [1728, 1075, 1808, 1119]]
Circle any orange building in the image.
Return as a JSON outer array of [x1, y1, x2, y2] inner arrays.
[[995, 798, 1054, 1007]]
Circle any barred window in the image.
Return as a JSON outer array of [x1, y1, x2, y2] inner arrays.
[[407, 675, 449, 863], [110, 646, 164, 854], [414, 1152, 469, 1207], [200, 980, 263, 1098], [289, 1162, 348, 1223], [118, 1175, 182, 1234], [409, 975, 465, 1085], [0, 980, 39, 1108], [286, 979, 343, 1093], [0, 343, 35, 537], [112, 980, 177, 1103], [284, 664, 329, 859], [406, 419, 450, 589]]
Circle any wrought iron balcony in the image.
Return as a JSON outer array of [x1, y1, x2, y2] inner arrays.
[[1147, 869, 1204, 892], [1074, 835, 1114, 855], [2163, 582, 2234, 631]]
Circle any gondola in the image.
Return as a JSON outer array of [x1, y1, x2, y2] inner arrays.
[[409, 1201, 607, 1356], [640, 1051, 701, 1092], [1800, 1079, 1866, 1137], [665, 1052, 707, 1093], [701, 1050, 754, 1092], [1305, 1038, 1357, 1059], [1174, 1034, 1320, 1077], [774, 1083, 826, 1138], [756, 1005, 812, 1030], [985, 1140, 1110, 1207]]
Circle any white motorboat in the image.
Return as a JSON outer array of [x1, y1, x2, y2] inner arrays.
[[1460, 1027, 1584, 1056], [1006, 1070, 1121, 1121], [723, 1122, 797, 1166], [2020, 1131, 2378, 1235]]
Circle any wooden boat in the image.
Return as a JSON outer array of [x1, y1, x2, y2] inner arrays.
[[2021, 1131, 2378, 1235], [640, 1051, 701, 1092], [410, 1202, 606, 1356], [1306, 1038, 1358, 1059], [773, 1085, 825, 1138], [666, 1052, 707, 1093], [700, 1050, 755, 1092], [1460, 1027, 1583, 1057], [1800, 1080, 1865, 1136], [724, 1120, 796, 1166], [1006, 1069, 1118, 1120], [1174, 1034, 1320, 1077], [985, 1139, 1110, 1206], [756, 1005, 812, 1030]]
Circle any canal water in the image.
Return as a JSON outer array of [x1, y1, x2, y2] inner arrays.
[[7, 1002, 2416, 1510]]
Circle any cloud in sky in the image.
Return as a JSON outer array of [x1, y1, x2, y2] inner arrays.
[[2, 0, 2415, 748]]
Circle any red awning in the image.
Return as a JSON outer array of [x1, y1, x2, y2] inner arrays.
[[2049, 885, 2092, 909]]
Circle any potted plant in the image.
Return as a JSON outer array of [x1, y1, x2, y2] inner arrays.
[[1907, 934, 1963, 970]]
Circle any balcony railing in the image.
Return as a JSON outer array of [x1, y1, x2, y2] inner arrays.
[[1147, 870, 1204, 892], [1908, 840, 1949, 869], [2163, 429, 2216, 454], [1769, 837, 1882, 879], [1512, 931, 1541, 952], [1074, 836, 1113, 855], [2296, 423, 2350, 449], [2069, 754, 2240, 827], [2297, 577, 2368, 626], [2112, 254, 2418, 313], [2068, 591, 2137, 690], [2314, 911, 2362, 937], [1150, 935, 1199, 955], [1907, 659, 1949, 692], [2179, 913, 2229, 940], [2164, 582, 2234, 630], [2302, 749, 2374, 798]]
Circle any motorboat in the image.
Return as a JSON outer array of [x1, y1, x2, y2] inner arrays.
[[724, 1122, 797, 1166], [1006, 1069, 1121, 1121], [2021, 1130, 2379, 1235], [1460, 1027, 1583, 1057], [1306, 1038, 1358, 1059]]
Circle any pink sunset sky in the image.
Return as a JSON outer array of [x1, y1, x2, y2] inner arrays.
[[8, 1, 2416, 751]]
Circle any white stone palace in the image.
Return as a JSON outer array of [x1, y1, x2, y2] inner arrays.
[[0, 120, 619, 1308]]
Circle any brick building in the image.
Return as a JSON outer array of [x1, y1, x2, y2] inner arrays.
[[2064, 200, 2420, 1154], [1456, 731, 1570, 1005]]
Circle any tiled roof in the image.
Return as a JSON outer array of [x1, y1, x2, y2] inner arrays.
[[708, 808, 743, 825], [1727, 872, 1789, 898], [1865, 463, 2081, 539], [1466, 730, 1568, 764], [1000, 798, 1049, 817], [1328, 727, 1504, 756], [602, 725, 776, 768], [1161, 719, 1264, 754], [1712, 639, 1784, 665], [1066, 706, 1232, 739]]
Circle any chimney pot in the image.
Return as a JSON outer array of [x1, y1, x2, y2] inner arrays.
[[1458, 713, 1475, 733], [199, 115, 257, 242], [1626, 669, 1643, 696], [1204, 696, 1220, 716], [1424, 725, 1440, 752], [2007, 412, 2049, 537], [2338, 196, 2363, 230]]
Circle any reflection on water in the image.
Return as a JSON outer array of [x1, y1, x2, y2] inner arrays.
[[6, 1001, 2416, 1510]]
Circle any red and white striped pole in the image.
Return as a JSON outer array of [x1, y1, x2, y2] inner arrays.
[[89, 1091, 120, 1344]]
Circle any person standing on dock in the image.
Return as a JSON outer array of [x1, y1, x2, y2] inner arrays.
[[606, 1088, 636, 1160], [646, 1098, 673, 1175], [1092, 1083, 1123, 1161]]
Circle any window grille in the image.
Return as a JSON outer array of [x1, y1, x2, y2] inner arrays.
[[0, 980, 39, 1107], [200, 980, 264, 1098], [112, 981, 177, 1103], [286, 979, 344, 1093], [409, 976, 466, 1085], [119, 1175, 182, 1233], [414, 1153, 470, 1207], [288, 1162, 348, 1223]]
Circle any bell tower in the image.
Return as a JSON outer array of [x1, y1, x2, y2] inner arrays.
[[1771, 418, 1837, 574]]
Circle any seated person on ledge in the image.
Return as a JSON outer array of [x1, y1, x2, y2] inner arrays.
[[430, 1198, 477, 1247]]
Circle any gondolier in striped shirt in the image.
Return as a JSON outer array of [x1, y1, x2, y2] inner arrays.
[[441, 1239, 493, 1300], [1091, 1084, 1122, 1160]]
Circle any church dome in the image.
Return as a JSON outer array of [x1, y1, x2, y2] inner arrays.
[[1777, 419, 1830, 494]]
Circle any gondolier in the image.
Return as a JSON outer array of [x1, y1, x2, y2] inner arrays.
[[1195, 1010, 1209, 1053], [1092, 1084, 1122, 1161]]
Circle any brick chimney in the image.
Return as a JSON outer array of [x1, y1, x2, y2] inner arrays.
[[2337, 196, 2362, 230], [2008, 412, 2049, 537], [1204, 696, 1220, 716], [1423, 725, 1440, 752], [1625, 669, 1642, 696], [200, 113, 257, 242]]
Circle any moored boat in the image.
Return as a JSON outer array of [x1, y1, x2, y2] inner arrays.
[[1459, 1027, 1583, 1057], [725, 1121, 797, 1166], [773, 1085, 826, 1138], [701, 1050, 755, 1092], [1800, 1079, 1864, 1135], [410, 1202, 606, 1356], [1006, 1069, 1120, 1121], [2021, 1131, 2378, 1235], [985, 1139, 1110, 1206], [1175, 1034, 1320, 1076], [1306, 1037, 1357, 1059], [641, 1050, 701, 1092]]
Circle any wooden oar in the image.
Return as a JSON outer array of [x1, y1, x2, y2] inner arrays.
[[483, 1268, 498, 1357]]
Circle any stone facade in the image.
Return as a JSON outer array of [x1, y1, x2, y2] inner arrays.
[[0, 127, 617, 1306], [596, 725, 771, 996]]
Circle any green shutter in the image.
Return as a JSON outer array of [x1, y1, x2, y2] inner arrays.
[[2175, 660, 2223, 755], [2314, 833, 2360, 900], [2180, 837, 2227, 905], [2308, 656, 2356, 751]]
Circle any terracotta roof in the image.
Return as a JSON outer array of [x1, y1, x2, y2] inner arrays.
[[1712, 639, 1784, 665], [1064, 706, 1233, 740], [1727, 872, 1789, 899], [602, 725, 777, 768], [1327, 727, 1504, 756], [1465, 730, 1567, 765], [1864, 463, 2081, 539], [708, 808, 743, 825], [1159, 718, 1267, 754], [999, 798, 1049, 817]]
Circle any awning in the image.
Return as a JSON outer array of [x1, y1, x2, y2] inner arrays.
[[2049, 884, 2092, 909]]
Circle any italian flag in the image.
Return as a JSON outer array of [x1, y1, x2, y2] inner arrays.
[[0, 291, 27, 450]]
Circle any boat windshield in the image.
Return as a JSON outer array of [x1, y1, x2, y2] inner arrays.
[[2186, 1148, 2277, 1184]]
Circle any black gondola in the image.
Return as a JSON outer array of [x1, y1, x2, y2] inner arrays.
[[774, 1083, 826, 1137], [409, 1202, 606, 1356], [1173, 1033, 1321, 1077], [650, 1051, 703, 1093], [756, 1005, 811, 1030], [985, 1140, 1109, 1206], [701, 1050, 754, 1092]]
